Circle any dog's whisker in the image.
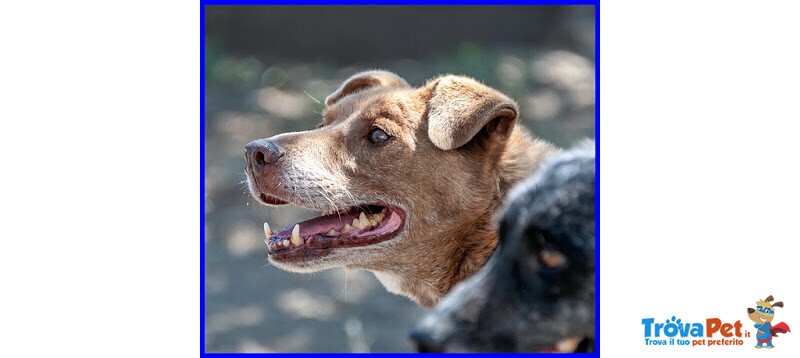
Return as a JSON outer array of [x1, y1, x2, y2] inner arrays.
[[334, 267, 349, 302], [338, 185, 359, 212], [322, 188, 342, 215], [303, 89, 323, 105], [316, 187, 338, 214]]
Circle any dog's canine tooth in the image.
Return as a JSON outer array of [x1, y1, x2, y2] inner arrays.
[[290, 224, 303, 246], [358, 212, 369, 228], [264, 222, 273, 238], [554, 337, 582, 352]]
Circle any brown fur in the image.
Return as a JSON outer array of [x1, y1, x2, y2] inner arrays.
[[245, 70, 557, 307]]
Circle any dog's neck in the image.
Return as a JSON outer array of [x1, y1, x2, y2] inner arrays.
[[374, 220, 499, 307], [375, 128, 558, 307]]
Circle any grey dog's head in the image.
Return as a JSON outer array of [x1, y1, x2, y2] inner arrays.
[[410, 142, 596, 352]]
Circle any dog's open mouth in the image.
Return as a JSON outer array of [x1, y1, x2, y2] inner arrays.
[[263, 204, 405, 260]]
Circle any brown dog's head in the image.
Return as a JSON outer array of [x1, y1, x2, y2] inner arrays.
[[245, 70, 553, 306]]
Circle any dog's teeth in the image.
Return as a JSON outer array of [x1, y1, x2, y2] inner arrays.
[[290, 224, 303, 246], [358, 212, 370, 228], [373, 212, 384, 222], [343, 223, 353, 232], [327, 229, 339, 236], [264, 222, 273, 238], [322, 210, 329, 216], [281, 239, 289, 247], [555, 337, 582, 352], [351, 218, 362, 229]]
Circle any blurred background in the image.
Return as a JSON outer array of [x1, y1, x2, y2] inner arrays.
[[204, 6, 595, 352]]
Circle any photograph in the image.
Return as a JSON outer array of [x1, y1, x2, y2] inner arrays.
[[203, 5, 596, 353]]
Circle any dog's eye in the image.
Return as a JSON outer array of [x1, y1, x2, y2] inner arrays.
[[539, 247, 567, 268], [368, 128, 390, 145]]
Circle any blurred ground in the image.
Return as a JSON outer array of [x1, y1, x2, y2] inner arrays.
[[204, 6, 595, 353]]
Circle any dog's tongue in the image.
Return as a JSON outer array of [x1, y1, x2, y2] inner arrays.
[[273, 211, 359, 238]]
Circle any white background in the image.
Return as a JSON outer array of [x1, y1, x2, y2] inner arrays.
[[601, 0, 800, 356], [0, 1, 798, 357]]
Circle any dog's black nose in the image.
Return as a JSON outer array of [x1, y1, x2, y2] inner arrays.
[[246, 139, 283, 174], [409, 329, 444, 353]]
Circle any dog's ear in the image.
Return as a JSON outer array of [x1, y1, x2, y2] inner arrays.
[[765, 295, 775, 302], [325, 70, 410, 107], [772, 301, 784, 308], [427, 75, 518, 150]]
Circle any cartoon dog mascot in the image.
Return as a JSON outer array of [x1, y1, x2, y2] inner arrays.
[[747, 295, 791, 348]]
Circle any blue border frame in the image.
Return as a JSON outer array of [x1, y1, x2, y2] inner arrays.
[[593, 3, 599, 353], [202, 0, 596, 4], [201, 2, 207, 355], [201, 1, 600, 356]]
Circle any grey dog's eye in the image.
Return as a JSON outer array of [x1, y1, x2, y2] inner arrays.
[[539, 247, 567, 268], [368, 128, 390, 145]]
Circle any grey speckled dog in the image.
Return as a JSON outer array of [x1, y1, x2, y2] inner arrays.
[[409, 142, 595, 352]]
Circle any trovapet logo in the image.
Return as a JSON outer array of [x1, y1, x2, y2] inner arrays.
[[641, 316, 746, 347], [641, 294, 792, 349]]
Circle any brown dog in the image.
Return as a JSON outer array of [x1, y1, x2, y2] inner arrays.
[[245, 70, 556, 307]]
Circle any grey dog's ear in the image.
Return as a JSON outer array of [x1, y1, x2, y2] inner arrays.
[[427, 75, 519, 150], [325, 70, 410, 107]]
